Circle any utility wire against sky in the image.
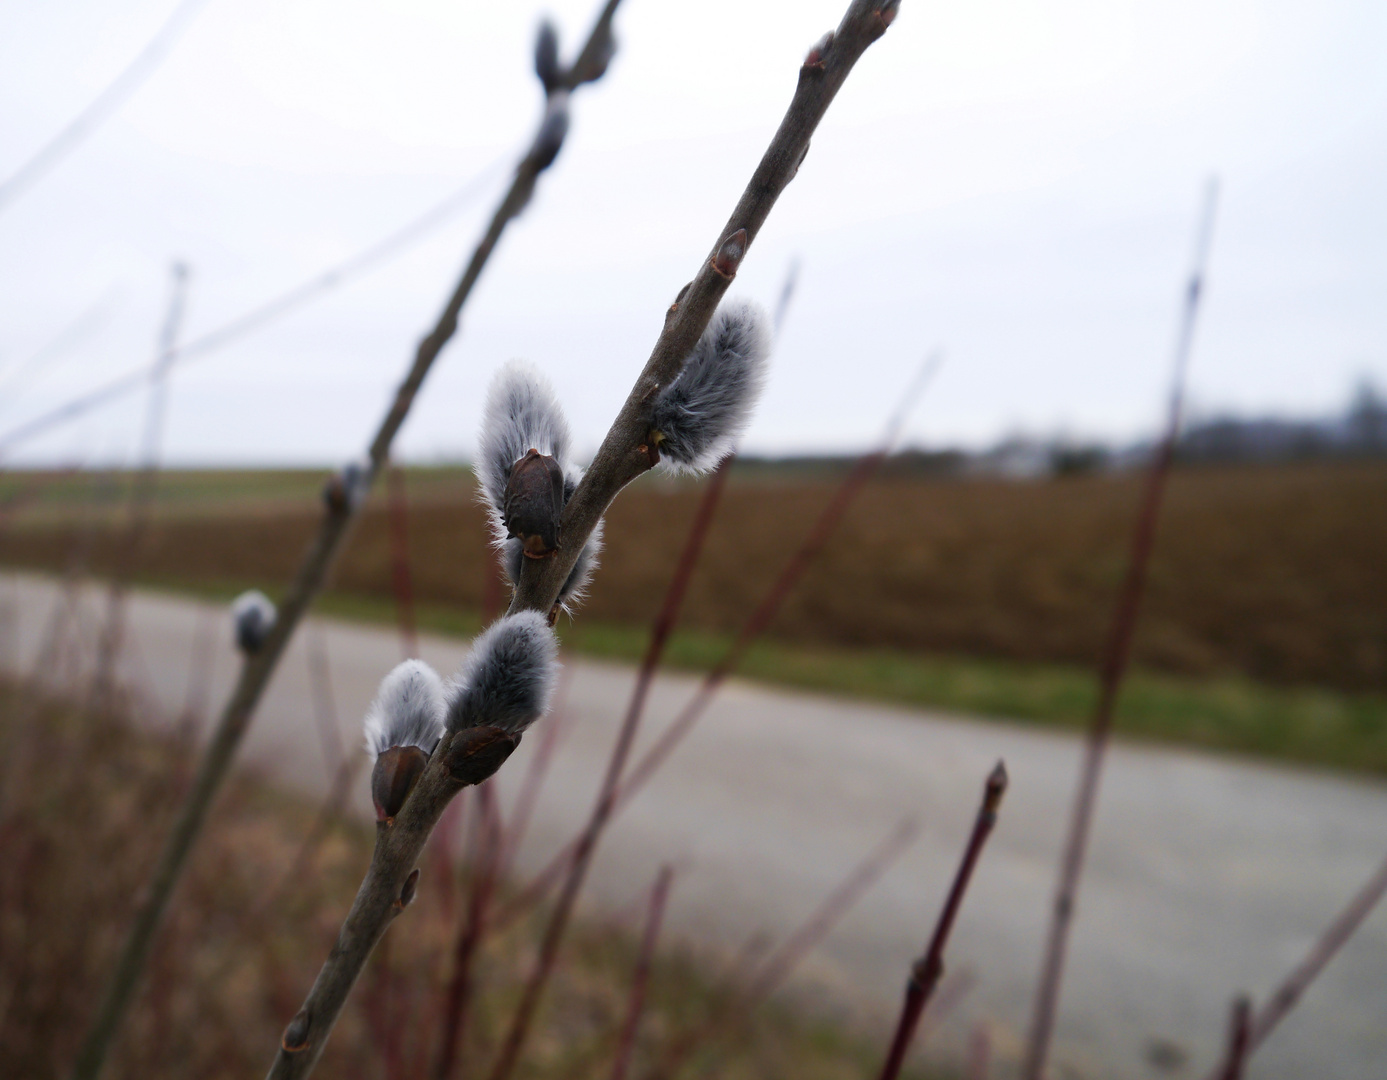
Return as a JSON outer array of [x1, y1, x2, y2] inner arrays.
[[0, 0, 214, 217], [0, 154, 507, 459]]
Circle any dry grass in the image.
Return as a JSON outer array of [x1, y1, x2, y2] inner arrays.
[[0, 684, 924, 1080]]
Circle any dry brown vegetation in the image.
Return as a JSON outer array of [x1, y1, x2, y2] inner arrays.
[[1, 461, 1383, 692], [0, 685, 914, 1080]]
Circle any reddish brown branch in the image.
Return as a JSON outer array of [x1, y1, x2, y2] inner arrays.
[[877, 762, 1007, 1080], [1215, 995, 1251, 1080], [1022, 180, 1219, 1080], [647, 819, 918, 1080], [610, 866, 675, 1080]]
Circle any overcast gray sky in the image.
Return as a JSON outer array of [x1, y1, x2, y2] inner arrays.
[[0, 0, 1383, 466]]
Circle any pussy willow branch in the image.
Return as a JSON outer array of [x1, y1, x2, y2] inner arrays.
[[509, 0, 903, 620], [68, 11, 615, 1077], [877, 762, 1008, 1080], [609, 865, 675, 1080], [1021, 178, 1219, 1080], [494, 354, 939, 933]]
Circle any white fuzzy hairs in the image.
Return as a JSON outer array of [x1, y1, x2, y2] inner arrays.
[[476, 361, 602, 616], [231, 589, 276, 653], [362, 659, 448, 758], [445, 612, 559, 735], [650, 298, 772, 474]]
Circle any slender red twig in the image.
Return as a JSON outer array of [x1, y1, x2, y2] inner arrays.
[[1022, 180, 1219, 1080], [497, 356, 941, 928], [647, 818, 919, 1080], [1199, 850, 1387, 1080], [1215, 995, 1251, 1080], [877, 762, 1008, 1080], [610, 865, 675, 1080], [387, 463, 418, 657], [965, 1021, 991, 1080], [433, 782, 504, 1080], [482, 457, 732, 1080]]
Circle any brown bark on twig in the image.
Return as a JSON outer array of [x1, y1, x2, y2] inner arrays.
[[65, 8, 610, 1074], [609, 866, 674, 1080], [647, 819, 918, 1080], [1021, 179, 1219, 1080], [1215, 996, 1251, 1080], [1199, 851, 1387, 1080], [876, 762, 1007, 1080]]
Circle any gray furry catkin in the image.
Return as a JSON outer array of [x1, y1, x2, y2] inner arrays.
[[475, 361, 602, 614], [231, 589, 276, 653], [362, 659, 448, 756], [445, 611, 558, 735], [650, 298, 771, 473]]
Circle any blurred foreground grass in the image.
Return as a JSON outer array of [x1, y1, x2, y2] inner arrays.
[[0, 683, 927, 1080]]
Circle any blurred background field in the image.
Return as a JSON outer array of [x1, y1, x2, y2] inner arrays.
[[2, 456, 1384, 774]]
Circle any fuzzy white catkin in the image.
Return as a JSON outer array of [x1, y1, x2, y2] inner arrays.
[[650, 298, 771, 474], [231, 589, 276, 652], [362, 659, 448, 758], [476, 360, 603, 615], [446, 612, 559, 735]]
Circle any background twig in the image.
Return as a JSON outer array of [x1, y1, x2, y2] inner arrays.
[[1021, 179, 1219, 1080]]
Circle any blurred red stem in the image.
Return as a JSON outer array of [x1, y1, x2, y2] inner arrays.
[[610, 866, 675, 1080]]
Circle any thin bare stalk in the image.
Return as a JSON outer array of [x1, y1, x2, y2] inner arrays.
[[1200, 850, 1387, 1080], [497, 354, 940, 928], [67, 18, 608, 1078], [1214, 996, 1251, 1080], [610, 865, 675, 1080], [877, 762, 1007, 1080], [1021, 179, 1220, 1080], [648, 818, 919, 1080]]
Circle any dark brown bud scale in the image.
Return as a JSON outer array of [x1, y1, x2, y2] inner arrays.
[[371, 745, 429, 821], [282, 1010, 311, 1052], [503, 448, 566, 557], [443, 725, 521, 787], [804, 30, 834, 69], [712, 228, 748, 279]]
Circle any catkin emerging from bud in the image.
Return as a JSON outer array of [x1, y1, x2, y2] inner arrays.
[[231, 590, 276, 654], [650, 298, 771, 474], [445, 612, 558, 736], [476, 361, 603, 615], [362, 659, 448, 758]]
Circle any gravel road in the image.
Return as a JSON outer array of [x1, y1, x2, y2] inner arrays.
[[3, 571, 1384, 1079]]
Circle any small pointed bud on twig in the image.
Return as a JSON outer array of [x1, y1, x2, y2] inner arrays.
[[874, 0, 902, 31], [231, 590, 276, 654], [804, 31, 834, 70], [396, 868, 420, 910], [446, 612, 559, 735], [712, 228, 748, 279], [282, 1010, 311, 1053], [531, 92, 570, 172], [371, 746, 429, 821], [534, 20, 562, 94], [983, 760, 1008, 817], [504, 448, 566, 557], [648, 298, 771, 474], [323, 458, 372, 514]]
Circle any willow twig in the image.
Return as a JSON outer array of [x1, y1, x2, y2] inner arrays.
[[1199, 850, 1387, 1080], [1214, 996, 1251, 1080], [610, 866, 675, 1080], [1021, 179, 1220, 1080], [877, 762, 1007, 1080], [67, 12, 609, 1078]]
